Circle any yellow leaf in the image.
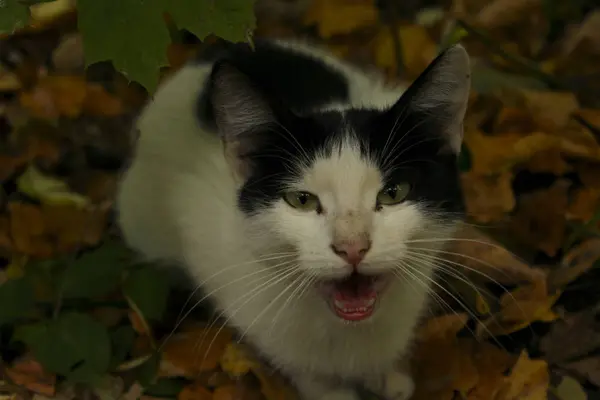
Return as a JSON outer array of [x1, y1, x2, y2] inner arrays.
[[303, 0, 378, 39], [497, 351, 549, 400]]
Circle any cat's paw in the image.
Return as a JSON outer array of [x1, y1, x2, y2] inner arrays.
[[365, 370, 414, 400], [382, 370, 414, 400]]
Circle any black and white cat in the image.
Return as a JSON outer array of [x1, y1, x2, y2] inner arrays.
[[116, 39, 470, 400]]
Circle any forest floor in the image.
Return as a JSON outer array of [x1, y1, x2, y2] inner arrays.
[[1, 0, 600, 399]]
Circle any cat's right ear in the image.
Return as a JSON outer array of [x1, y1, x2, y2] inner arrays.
[[208, 62, 277, 180]]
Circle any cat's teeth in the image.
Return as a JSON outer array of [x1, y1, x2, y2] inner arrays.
[[333, 298, 376, 312]]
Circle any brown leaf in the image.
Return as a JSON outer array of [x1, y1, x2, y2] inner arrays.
[[20, 76, 88, 119], [177, 382, 212, 400], [477, 277, 560, 338], [160, 325, 233, 378], [4, 355, 56, 397], [373, 24, 438, 78], [510, 180, 570, 256], [541, 306, 600, 365], [475, 0, 542, 30], [303, 0, 378, 38], [461, 171, 515, 223], [548, 238, 600, 292], [524, 149, 572, 175], [446, 225, 546, 285], [496, 351, 549, 400]]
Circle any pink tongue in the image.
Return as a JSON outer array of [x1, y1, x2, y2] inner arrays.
[[332, 275, 377, 321]]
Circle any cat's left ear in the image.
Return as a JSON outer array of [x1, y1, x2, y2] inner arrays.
[[392, 44, 470, 154], [208, 61, 278, 180]]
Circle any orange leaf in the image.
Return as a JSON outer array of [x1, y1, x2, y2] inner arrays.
[[20, 76, 88, 119], [4, 354, 56, 397], [160, 325, 233, 378], [496, 351, 549, 400], [83, 84, 124, 116], [461, 171, 515, 223], [177, 382, 212, 400]]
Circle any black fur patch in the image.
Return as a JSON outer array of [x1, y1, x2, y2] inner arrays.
[[198, 41, 464, 217]]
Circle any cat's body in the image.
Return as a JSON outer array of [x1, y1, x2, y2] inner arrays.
[[116, 39, 470, 400]]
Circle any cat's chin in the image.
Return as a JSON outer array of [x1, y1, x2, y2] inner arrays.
[[316, 272, 391, 323]]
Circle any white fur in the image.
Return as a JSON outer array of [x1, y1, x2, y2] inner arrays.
[[116, 40, 467, 400]]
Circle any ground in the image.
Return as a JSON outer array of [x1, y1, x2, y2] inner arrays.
[[0, 0, 599, 399]]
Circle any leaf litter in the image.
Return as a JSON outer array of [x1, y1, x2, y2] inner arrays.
[[0, 0, 599, 399]]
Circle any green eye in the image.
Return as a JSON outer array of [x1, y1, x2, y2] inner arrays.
[[283, 191, 321, 212], [376, 183, 411, 206]]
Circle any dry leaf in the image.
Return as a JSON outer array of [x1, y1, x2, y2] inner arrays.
[[373, 24, 438, 78], [303, 0, 378, 38], [497, 351, 549, 400], [19, 76, 88, 119], [547, 238, 600, 291], [4, 355, 56, 397], [510, 180, 570, 256], [177, 382, 212, 400], [567, 187, 600, 223], [540, 305, 600, 365], [475, 0, 542, 30], [477, 277, 560, 338], [446, 225, 546, 285], [160, 325, 233, 378], [461, 171, 515, 222]]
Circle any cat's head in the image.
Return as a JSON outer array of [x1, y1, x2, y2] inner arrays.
[[208, 45, 470, 322]]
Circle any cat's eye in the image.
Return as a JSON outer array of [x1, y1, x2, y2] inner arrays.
[[376, 183, 411, 206], [283, 191, 322, 212]]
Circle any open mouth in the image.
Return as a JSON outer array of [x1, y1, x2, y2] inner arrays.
[[319, 273, 389, 322]]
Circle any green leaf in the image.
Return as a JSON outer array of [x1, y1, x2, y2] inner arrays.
[[61, 241, 131, 299], [168, 0, 256, 44], [134, 352, 160, 387], [109, 325, 135, 368], [77, 0, 257, 92], [0, 277, 35, 325], [123, 267, 170, 321], [0, 0, 29, 34], [145, 378, 187, 397], [15, 312, 111, 383]]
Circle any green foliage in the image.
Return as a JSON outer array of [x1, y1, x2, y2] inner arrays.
[[15, 312, 112, 384], [60, 240, 131, 299], [0, 276, 35, 325], [109, 325, 136, 368], [77, 0, 256, 92], [0, 0, 29, 34], [123, 266, 170, 321]]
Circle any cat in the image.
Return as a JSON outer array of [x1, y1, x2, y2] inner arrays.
[[116, 38, 471, 400]]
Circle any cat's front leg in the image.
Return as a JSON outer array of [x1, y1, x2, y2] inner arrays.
[[364, 370, 414, 400], [293, 373, 360, 400]]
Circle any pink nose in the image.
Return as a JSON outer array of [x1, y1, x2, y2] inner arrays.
[[330, 239, 371, 265]]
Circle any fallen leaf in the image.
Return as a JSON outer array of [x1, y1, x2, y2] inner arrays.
[[303, 0, 378, 38], [497, 350, 549, 400], [477, 277, 560, 338], [177, 382, 212, 400], [540, 305, 600, 365], [374, 24, 438, 78], [475, 0, 542, 30], [461, 171, 515, 222], [4, 354, 56, 396], [160, 325, 233, 378], [567, 187, 600, 223], [19, 76, 87, 119], [446, 225, 546, 285], [553, 375, 587, 400], [547, 238, 600, 291], [510, 180, 570, 256]]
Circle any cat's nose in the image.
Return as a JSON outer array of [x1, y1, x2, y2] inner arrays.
[[330, 239, 371, 266]]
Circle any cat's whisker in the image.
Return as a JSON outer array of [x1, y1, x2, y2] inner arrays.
[[161, 259, 298, 351], [176, 252, 298, 320], [395, 258, 503, 347], [194, 264, 300, 368], [237, 269, 305, 344]]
